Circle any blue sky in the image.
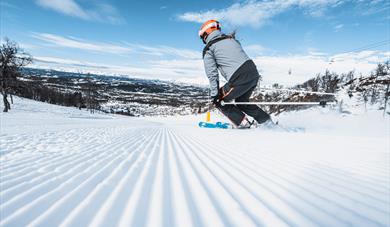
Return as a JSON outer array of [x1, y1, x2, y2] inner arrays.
[[1, 0, 389, 85]]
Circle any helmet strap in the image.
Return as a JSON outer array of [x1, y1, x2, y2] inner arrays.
[[202, 34, 208, 44]]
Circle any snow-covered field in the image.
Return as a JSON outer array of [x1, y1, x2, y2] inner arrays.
[[0, 97, 389, 227]]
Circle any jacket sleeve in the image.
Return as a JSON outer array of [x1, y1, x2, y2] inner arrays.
[[203, 50, 219, 97]]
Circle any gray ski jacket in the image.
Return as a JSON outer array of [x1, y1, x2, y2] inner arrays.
[[203, 30, 251, 97]]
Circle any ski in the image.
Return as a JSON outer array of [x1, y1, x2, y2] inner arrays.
[[198, 121, 231, 129]]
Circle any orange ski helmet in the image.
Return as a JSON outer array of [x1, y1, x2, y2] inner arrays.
[[199, 19, 221, 43]]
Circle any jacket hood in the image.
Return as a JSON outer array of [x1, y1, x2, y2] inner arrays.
[[205, 30, 223, 44]]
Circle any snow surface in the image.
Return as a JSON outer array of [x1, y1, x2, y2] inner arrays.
[[0, 97, 389, 227]]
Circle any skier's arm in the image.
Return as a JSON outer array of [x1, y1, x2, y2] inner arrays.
[[203, 51, 219, 97]]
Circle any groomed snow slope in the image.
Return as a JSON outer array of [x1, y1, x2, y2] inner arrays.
[[1, 97, 389, 227]]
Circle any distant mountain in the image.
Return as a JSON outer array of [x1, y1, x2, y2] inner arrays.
[[13, 63, 390, 117], [16, 68, 209, 116]]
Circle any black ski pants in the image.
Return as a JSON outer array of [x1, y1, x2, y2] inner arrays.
[[216, 60, 270, 126]]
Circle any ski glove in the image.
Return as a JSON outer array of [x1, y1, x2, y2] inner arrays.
[[211, 95, 220, 105]]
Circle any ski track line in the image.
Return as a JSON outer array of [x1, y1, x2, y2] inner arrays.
[[0, 140, 116, 214], [164, 130, 227, 227], [1, 126, 130, 171], [242, 151, 390, 215], [196, 139, 386, 227], [0, 127, 132, 184], [217, 139, 390, 213], [115, 128, 165, 227], [168, 129, 289, 227], [186, 129, 388, 226], [181, 129, 390, 226], [0, 127, 138, 204], [264, 157, 389, 197], [191, 129, 389, 201], [215, 128, 388, 178], [169, 129, 261, 227], [206, 130, 389, 189], [316, 163, 389, 191], [164, 129, 199, 227], [172, 130, 244, 227], [0, 127, 152, 226], [0, 127, 125, 171], [88, 128, 164, 227], [0, 128, 91, 159], [172, 129, 321, 227], [0, 128, 118, 178], [61, 127, 159, 226], [27, 128, 159, 227], [233, 140, 390, 193], [161, 129, 175, 227], [314, 157, 389, 183], [227, 140, 390, 212], [0, 136, 115, 193], [60, 128, 161, 227], [145, 128, 176, 227], [2, 139, 123, 226], [171, 129, 285, 226], [121, 128, 197, 227], [167, 129, 207, 227], [174, 130, 348, 226]]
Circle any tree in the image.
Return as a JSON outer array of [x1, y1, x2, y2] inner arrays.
[[374, 61, 389, 78], [0, 38, 32, 112], [84, 74, 99, 113]]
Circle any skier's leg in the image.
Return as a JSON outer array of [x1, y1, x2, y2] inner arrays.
[[215, 84, 250, 126], [218, 59, 270, 125], [235, 86, 271, 124], [215, 103, 245, 127]]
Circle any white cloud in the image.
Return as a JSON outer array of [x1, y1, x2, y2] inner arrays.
[[244, 44, 266, 56], [31, 33, 133, 54], [334, 24, 344, 32], [35, 0, 125, 24], [149, 59, 205, 79], [177, 0, 344, 27], [34, 56, 107, 68], [36, 0, 89, 19], [32, 33, 201, 59], [356, 0, 390, 16], [132, 44, 200, 59]]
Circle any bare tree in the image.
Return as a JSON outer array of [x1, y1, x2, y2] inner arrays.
[[384, 83, 389, 116], [362, 89, 369, 111], [0, 38, 32, 112]]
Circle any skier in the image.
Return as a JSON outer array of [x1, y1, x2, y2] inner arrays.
[[199, 19, 271, 129]]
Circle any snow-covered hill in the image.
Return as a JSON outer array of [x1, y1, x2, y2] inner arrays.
[[0, 97, 389, 226]]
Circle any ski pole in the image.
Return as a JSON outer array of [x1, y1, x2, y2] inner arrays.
[[258, 87, 336, 96], [220, 101, 336, 106]]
